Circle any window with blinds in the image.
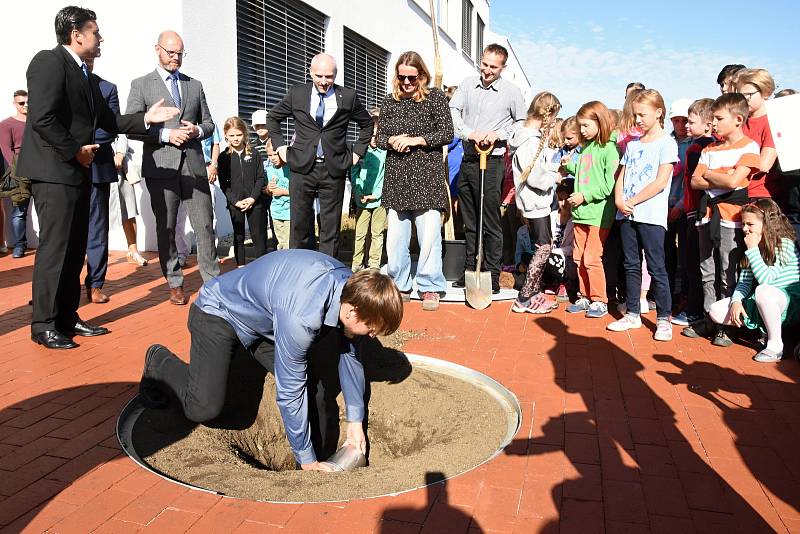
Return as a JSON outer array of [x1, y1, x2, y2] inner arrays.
[[343, 27, 388, 144], [236, 0, 326, 141], [476, 14, 484, 62], [462, 0, 472, 57]]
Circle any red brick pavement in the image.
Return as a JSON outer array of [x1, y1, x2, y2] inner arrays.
[[1, 250, 799, 533]]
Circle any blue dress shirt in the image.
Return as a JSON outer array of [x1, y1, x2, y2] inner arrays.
[[194, 249, 364, 464]]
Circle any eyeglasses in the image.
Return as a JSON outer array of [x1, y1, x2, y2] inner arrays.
[[158, 44, 187, 58], [14, 101, 27, 106], [398, 75, 418, 83], [741, 90, 760, 100]]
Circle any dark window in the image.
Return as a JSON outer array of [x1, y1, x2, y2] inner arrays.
[[461, 0, 472, 57], [343, 27, 388, 144], [476, 14, 484, 63], [236, 0, 326, 141]]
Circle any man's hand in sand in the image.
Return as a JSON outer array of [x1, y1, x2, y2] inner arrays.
[[300, 461, 334, 472]]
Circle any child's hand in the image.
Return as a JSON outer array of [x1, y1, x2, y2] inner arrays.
[[567, 192, 585, 208], [261, 185, 271, 195], [744, 230, 761, 250], [360, 196, 368, 204], [729, 300, 748, 328]]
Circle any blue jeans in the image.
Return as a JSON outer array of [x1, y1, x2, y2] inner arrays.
[[386, 209, 446, 293], [10, 199, 29, 249], [620, 220, 671, 318]]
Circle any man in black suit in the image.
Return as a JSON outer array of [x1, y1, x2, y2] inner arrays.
[[265, 53, 373, 257], [16, 6, 178, 349]]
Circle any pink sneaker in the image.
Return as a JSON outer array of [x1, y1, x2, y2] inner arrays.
[[421, 292, 440, 311], [556, 284, 569, 302]]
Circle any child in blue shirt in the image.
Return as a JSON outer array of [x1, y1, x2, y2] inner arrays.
[[608, 90, 678, 341], [263, 139, 291, 250]]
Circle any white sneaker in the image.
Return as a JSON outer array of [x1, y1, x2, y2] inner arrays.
[[607, 314, 642, 331], [654, 318, 673, 341]]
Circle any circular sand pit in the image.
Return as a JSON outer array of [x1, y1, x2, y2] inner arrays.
[[117, 345, 520, 503]]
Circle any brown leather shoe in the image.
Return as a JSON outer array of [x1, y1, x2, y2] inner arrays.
[[87, 287, 110, 304], [170, 287, 187, 305]]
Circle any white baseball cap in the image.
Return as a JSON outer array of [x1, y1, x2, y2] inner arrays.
[[251, 109, 268, 126], [668, 98, 692, 119]]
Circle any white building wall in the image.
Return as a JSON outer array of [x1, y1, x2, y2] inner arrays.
[[3, 0, 531, 252]]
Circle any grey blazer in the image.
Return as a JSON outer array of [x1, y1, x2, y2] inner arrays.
[[126, 69, 214, 180]]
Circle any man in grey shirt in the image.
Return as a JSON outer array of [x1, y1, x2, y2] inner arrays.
[[449, 43, 526, 292]]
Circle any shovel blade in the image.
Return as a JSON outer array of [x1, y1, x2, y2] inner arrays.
[[464, 270, 492, 310]]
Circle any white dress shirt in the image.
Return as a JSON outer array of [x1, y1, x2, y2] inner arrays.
[[309, 86, 337, 126]]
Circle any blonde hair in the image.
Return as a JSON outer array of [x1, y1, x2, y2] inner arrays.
[[629, 89, 667, 128], [619, 89, 643, 133], [548, 118, 564, 148], [223, 116, 252, 155], [735, 68, 776, 98], [561, 116, 578, 136], [688, 98, 715, 123], [526, 91, 562, 126], [391, 51, 431, 102], [520, 92, 562, 181]]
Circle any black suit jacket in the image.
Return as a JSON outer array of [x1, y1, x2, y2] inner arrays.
[[16, 46, 147, 186], [265, 83, 373, 177]]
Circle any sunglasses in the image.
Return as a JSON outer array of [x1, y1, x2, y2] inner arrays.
[[398, 75, 418, 83]]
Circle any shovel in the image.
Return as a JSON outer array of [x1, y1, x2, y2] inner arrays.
[[465, 142, 494, 310]]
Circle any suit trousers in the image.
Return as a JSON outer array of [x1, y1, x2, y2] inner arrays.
[[289, 161, 346, 258], [85, 182, 111, 289], [228, 201, 268, 266], [30, 181, 91, 334], [458, 157, 504, 279], [146, 160, 219, 288], [151, 305, 344, 461]]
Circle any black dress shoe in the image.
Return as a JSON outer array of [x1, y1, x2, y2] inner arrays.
[[31, 330, 78, 350], [139, 344, 170, 409], [452, 275, 466, 288], [69, 321, 109, 337]]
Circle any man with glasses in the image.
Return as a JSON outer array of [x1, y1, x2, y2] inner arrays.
[[265, 53, 374, 257], [127, 30, 219, 306], [0, 90, 30, 258], [449, 43, 527, 294]]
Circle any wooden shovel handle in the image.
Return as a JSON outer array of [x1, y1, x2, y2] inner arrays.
[[475, 142, 495, 170]]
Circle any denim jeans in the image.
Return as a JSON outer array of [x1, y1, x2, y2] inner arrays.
[[10, 198, 29, 249], [386, 209, 446, 293], [620, 220, 671, 318]]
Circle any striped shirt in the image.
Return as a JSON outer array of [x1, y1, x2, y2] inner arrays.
[[731, 238, 800, 302], [694, 137, 760, 228]]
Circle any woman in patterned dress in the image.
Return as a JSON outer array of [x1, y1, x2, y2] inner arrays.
[[377, 51, 454, 311]]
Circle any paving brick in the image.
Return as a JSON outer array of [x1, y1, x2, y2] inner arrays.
[[0, 477, 67, 526], [0, 454, 66, 496], [0, 435, 64, 471], [141, 508, 201, 532]]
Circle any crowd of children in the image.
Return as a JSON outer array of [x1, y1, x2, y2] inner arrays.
[[508, 64, 800, 363], [211, 62, 798, 363]]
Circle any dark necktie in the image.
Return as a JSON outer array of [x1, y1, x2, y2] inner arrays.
[[169, 73, 182, 108], [315, 92, 325, 157], [81, 63, 95, 114]]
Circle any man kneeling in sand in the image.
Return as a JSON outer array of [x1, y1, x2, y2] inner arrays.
[[139, 249, 404, 472]]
